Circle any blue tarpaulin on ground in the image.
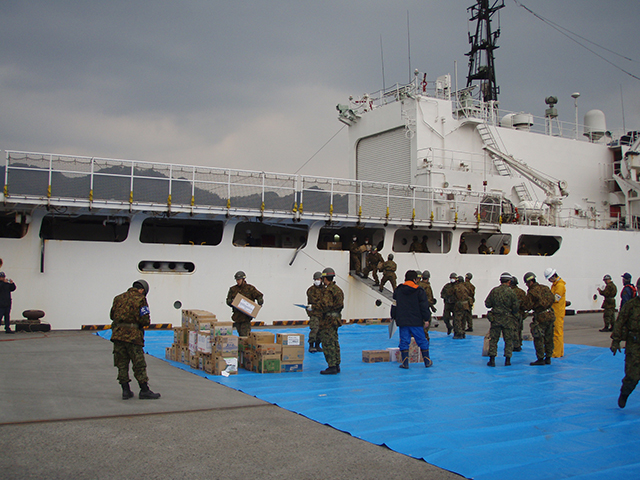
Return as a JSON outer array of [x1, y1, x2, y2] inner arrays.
[[98, 325, 640, 479]]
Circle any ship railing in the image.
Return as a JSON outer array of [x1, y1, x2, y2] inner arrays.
[[3, 150, 509, 228]]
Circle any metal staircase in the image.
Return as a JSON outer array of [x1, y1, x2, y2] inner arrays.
[[350, 270, 394, 302], [514, 183, 532, 202], [476, 123, 511, 176]]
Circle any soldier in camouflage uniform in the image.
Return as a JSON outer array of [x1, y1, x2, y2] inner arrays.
[[379, 254, 397, 292], [522, 272, 556, 365], [317, 267, 344, 375], [510, 275, 528, 351], [362, 246, 383, 285], [464, 272, 476, 332], [452, 276, 472, 339], [110, 279, 160, 400], [610, 279, 640, 408], [598, 274, 617, 332], [417, 270, 438, 335], [349, 236, 362, 274], [226, 271, 264, 337], [306, 271, 324, 353], [485, 272, 520, 366], [440, 273, 457, 335]]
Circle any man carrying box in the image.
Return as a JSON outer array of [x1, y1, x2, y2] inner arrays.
[[226, 271, 264, 336]]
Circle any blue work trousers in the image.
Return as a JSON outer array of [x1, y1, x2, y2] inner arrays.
[[398, 326, 429, 350]]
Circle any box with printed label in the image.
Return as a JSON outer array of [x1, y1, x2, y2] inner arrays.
[[211, 322, 234, 337], [188, 330, 198, 353], [173, 327, 189, 345], [362, 350, 391, 363], [180, 346, 189, 364], [214, 335, 239, 357], [281, 346, 305, 362], [281, 361, 304, 372], [232, 294, 262, 318], [190, 352, 200, 369], [276, 333, 305, 346], [197, 331, 212, 354], [255, 343, 282, 356], [242, 351, 254, 371], [214, 356, 239, 375], [254, 355, 281, 374], [165, 347, 172, 360], [249, 331, 275, 345]]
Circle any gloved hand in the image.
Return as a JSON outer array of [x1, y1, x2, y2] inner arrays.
[[611, 341, 621, 356], [430, 305, 436, 313], [306, 305, 313, 312], [257, 298, 264, 306], [226, 299, 232, 306]]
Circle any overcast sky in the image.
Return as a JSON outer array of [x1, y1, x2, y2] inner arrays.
[[1, 0, 638, 179]]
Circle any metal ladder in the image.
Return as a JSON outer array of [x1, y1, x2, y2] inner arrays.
[[476, 123, 511, 176]]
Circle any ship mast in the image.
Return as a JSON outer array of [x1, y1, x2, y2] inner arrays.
[[465, 0, 504, 103]]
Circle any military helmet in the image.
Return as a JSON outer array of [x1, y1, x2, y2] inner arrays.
[[510, 275, 519, 285], [388, 253, 394, 260], [500, 272, 512, 282], [449, 272, 457, 279], [132, 279, 150, 296], [234, 271, 246, 280], [422, 270, 430, 279], [415, 270, 422, 279], [523, 271, 536, 283], [313, 271, 322, 280], [457, 276, 464, 283], [322, 267, 336, 277], [465, 272, 473, 280], [603, 274, 611, 281]]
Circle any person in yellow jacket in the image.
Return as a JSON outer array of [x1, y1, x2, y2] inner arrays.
[[545, 268, 566, 358]]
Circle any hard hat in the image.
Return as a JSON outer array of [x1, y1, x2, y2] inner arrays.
[[234, 271, 246, 280], [422, 270, 430, 279], [449, 272, 457, 279], [322, 267, 336, 277], [388, 254, 394, 260], [500, 272, 512, 282], [524, 272, 536, 283], [544, 268, 556, 280], [465, 272, 473, 280], [313, 271, 322, 280], [132, 279, 150, 296]]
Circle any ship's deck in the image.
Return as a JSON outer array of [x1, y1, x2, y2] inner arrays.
[[1, 313, 637, 479]]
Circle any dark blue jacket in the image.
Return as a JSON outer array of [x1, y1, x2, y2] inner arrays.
[[0, 281, 16, 308], [391, 281, 431, 327]]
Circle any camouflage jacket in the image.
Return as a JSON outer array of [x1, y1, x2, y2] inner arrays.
[[522, 282, 556, 323], [367, 251, 383, 268], [453, 282, 471, 311], [485, 284, 519, 326], [440, 282, 456, 304], [226, 283, 263, 307], [464, 280, 476, 303], [318, 282, 344, 328], [418, 280, 436, 306], [381, 260, 397, 274], [510, 285, 528, 316], [110, 287, 150, 346], [599, 282, 617, 309], [306, 284, 324, 317], [612, 296, 640, 343]]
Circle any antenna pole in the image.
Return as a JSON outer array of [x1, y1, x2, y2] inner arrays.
[[407, 11, 411, 83], [380, 35, 386, 92]]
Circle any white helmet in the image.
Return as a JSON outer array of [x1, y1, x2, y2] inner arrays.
[[544, 268, 556, 280]]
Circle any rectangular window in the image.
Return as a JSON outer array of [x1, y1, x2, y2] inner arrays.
[[140, 218, 223, 246], [40, 215, 129, 242]]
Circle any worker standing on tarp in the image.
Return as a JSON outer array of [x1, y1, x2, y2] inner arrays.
[[545, 268, 566, 358]]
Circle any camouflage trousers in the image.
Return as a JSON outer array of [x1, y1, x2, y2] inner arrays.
[[442, 304, 454, 330], [488, 321, 514, 357], [319, 325, 341, 367], [113, 340, 148, 384], [464, 310, 473, 330], [453, 309, 467, 336], [380, 274, 396, 291], [513, 314, 524, 349], [308, 315, 320, 344], [530, 319, 555, 360], [232, 311, 253, 337], [603, 308, 616, 329], [362, 265, 380, 284], [622, 339, 640, 396]]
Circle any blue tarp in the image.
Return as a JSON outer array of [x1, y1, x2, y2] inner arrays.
[[98, 325, 640, 479]]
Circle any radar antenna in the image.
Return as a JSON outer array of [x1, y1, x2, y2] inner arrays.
[[465, 0, 504, 103]]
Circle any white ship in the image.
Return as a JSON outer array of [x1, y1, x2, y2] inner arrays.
[[1, 1, 639, 330]]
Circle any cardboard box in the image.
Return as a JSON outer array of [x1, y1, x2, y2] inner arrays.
[[190, 352, 200, 369], [281, 346, 305, 362], [255, 343, 282, 356], [365, 318, 382, 325], [387, 347, 400, 362], [281, 361, 304, 373], [276, 333, 304, 346], [214, 335, 239, 357], [173, 327, 189, 345], [165, 347, 172, 360], [232, 293, 262, 318], [238, 336, 249, 353], [249, 331, 275, 345], [362, 350, 391, 363], [214, 356, 239, 376], [211, 322, 233, 336], [254, 355, 281, 374], [242, 351, 254, 371], [326, 241, 342, 250], [180, 346, 189, 364], [188, 330, 198, 353], [197, 331, 212, 354]]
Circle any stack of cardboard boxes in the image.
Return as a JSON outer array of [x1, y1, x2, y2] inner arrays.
[[165, 309, 238, 376], [362, 339, 424, 364], [239, 331, 305, 373]]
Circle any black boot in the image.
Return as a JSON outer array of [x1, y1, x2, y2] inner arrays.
[[421, 349, 432, 367], [121, 382, 134, 400], [505, 357, 511, 366], [308, 342, 317, 353], [138, 382, 161, 399], [399, 350, 409, 369], [315, 341, 323, 352], [487, 356, 496, 367], [320, 366, 339, 375], [619, 383, 634, 408], [530, 358, 545, 366], [544, 356, 551, 365], [445, 320, 452, 335], [599, 327, 609, 332]]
